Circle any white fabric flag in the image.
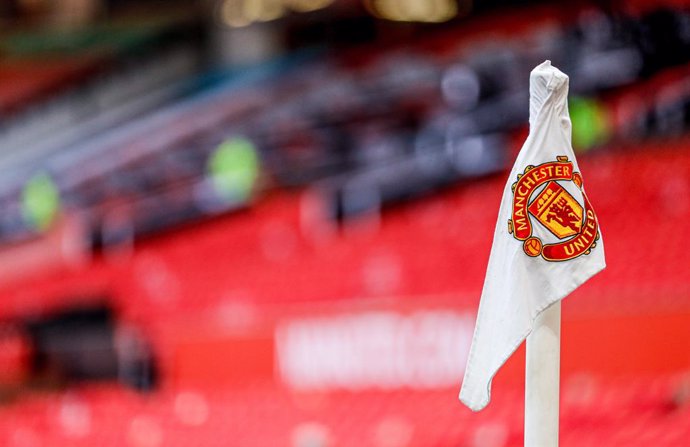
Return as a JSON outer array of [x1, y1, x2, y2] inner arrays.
[[459, 60, 606, 412]]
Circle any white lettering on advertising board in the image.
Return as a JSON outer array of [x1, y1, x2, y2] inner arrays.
[[275, 310, 474, 390]]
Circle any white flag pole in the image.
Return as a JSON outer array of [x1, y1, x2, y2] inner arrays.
[[524, 300, 561, 447]]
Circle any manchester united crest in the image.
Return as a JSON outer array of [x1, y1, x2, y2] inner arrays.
[[508, 156, 600, 261]]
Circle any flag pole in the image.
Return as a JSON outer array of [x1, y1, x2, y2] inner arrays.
[[524, 300, 561, 446]]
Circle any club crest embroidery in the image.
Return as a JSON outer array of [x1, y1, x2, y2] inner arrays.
[[508, 156, 600, 261]]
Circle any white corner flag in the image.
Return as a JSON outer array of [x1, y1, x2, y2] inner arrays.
[[459, 60, 606, 413]]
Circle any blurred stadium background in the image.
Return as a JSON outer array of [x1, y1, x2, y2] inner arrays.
[[1, 0, 690, 446]]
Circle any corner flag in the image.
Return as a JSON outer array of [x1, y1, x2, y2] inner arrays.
[[459, 61, 606, 412]]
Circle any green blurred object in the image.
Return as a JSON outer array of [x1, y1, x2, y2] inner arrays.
[[0, 14, 191, 57], [569, 97, 611, 152], [22, 173, 60, 231], [208, 138, 260, 202]]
